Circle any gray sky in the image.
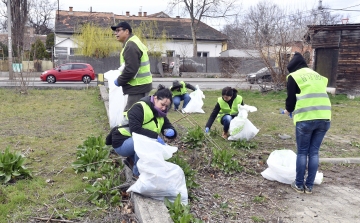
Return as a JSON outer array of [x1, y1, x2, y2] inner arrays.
[[57, 0, 360, 27]]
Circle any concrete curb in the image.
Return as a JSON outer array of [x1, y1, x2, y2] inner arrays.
[[99, 85, 172, 223]]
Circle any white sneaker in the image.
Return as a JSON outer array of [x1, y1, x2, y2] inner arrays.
[[181, 108, 186, 114]]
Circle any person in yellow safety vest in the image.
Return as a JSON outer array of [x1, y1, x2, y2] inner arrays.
[[111, 21, 152, 111], [105, 85, 177, 179], [170, 80, 196, 113], [204, 86, 244, 139], [283, 52, 331, 194]]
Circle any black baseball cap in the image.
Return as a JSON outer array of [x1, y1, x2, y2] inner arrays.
[[111, 22, 132, 33]]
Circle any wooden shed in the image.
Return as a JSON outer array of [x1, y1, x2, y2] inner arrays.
[[307, 24, 360, 95]]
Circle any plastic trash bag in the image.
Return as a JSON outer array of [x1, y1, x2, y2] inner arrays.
[[127, 133, 188, 204], [261, 149, 323, 185], [104, 66, 128, 128], [183, 85, 205, 113], [228, 104, 259, 141]]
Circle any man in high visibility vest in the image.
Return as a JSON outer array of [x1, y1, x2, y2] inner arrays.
[[111, 22, 153, 111], [283, 52, 331, 194]]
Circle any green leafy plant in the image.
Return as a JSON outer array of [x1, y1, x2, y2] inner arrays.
[[165, 194, 203, 223], [350, 141, 360, 148], [72, 135, 112, 173], [209, 127, 220, 138], [230, 139, 258, 150], [0, 147, 32, 184], [85, 166, 124, 207], [168, 154, 199, 189], [181, 126, 205, 150], [211, 148, 243, 174], [253, 195, 266, 203]]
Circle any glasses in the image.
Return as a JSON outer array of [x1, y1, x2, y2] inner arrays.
[[115, 29, 123, 33]]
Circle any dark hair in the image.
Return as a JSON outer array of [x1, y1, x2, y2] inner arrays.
[[154, 84, 173, 104], [222, 87, 233, 97]]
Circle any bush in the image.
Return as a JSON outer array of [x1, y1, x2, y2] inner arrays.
[[0, 147, 32, 184]]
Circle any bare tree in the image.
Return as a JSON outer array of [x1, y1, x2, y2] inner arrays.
[[167, 0, 239, 57], [1, 0, 29, 58], [28, 0, 56, 34]]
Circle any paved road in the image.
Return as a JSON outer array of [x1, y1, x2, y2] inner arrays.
[[0, 76, 257, 90]]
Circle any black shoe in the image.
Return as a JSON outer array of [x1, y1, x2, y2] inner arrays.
[[304, 185, 313, 194], [123, 158, 133, 170]]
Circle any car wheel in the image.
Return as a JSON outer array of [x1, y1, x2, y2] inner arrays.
[[46, 75, 56, 83], [250, 79, 255, 84], [257, 78, 263, 84], [83, 75, 91, 84]]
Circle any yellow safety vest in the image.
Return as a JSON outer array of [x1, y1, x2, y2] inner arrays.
[[118, 101, 164, 136], [287, 68, 331, 125], [216, 95, 243, 122], [170, 81, 187, 96], [120, 35, 152, 86]]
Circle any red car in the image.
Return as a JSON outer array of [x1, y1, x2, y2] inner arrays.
[[40, 63, 95, 84]]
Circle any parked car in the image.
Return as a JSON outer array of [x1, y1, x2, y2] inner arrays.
[[40, 63, 95, 84], [246, 67, 283, 84]]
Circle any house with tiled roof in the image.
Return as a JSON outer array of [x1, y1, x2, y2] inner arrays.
[[54, 7, 228, 58]]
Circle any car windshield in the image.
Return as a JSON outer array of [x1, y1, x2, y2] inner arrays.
[[256, 67, 268, 73]]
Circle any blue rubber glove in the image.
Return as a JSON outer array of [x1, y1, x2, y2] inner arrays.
[[157, 136, 165, 145], [114, 79, 120, 87], [205, 127, 209, 133], [164, 129, 175, 137]]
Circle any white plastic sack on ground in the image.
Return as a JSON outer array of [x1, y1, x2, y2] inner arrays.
[[104, 67, 128, 128], [127, 133, 188, 204], [261, 149, 323, 185], [183, 85, 205, 113], [228, 104, 259, 141]]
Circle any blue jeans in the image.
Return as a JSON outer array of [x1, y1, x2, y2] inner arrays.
[[173, 93, 191, 110], [221, 115, 233, 133], [113, 137, 140, 176], [295, 120, 331, 188]]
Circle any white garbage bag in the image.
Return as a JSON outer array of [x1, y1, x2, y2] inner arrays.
[[127, 133, 188, 204], [104, 66, 128, 128], [228, 104, 259, 141], [183, 85, 205, 113], [261, 149, 323, 185]]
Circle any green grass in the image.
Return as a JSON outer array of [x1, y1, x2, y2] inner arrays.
[[0, 87, 359, 222], [0, 88, 109, 222]]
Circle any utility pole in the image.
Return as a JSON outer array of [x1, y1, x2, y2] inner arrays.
[[7, 0, 13, 80], [317, 0, 323, 25]]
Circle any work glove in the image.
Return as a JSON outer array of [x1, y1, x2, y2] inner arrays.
[[205, 127, 209, 133], [157, 136, 165, 145], [280, 108, 292, 118], [114, 79, 120, 87], [164, 129, 175, 137]]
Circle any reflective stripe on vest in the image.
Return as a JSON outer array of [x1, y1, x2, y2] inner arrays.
[[216, 95, 243, 122], [170, 81, 187, 96], [118, 101, 164, 136], [120, 35, 152, 86], [287, 68, 331, 125]]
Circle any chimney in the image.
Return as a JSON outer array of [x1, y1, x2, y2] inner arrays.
[[90, 7, 92, 13], [143, 12, 147, 17], [176, 16, 180, 19], [138, 12, 142, 17], [126, 11, 130, 16], [69, 6, 73, 12]]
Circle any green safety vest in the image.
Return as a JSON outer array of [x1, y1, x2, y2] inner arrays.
[[170, 81, 187, 96], [118, 101, 164, 136], [287, 68, 331, 125], [216, 95, 243, 122], [120, 35, 152, 86]]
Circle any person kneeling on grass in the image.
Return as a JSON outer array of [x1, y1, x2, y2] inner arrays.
[[204, 86, 244, 139], [106, 85, 177, 179], [170, 80, 196, 113]]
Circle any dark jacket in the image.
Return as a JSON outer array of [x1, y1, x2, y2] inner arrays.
[[205, 89, 244, 129], [116, 34, 152, 95], [106, 96, 177, 148], [286, 52, 308, 112]]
